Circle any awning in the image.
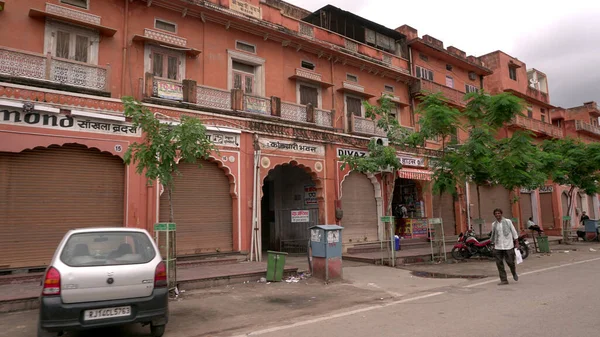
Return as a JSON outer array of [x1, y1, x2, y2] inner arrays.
[[397, 168, 432, 181]]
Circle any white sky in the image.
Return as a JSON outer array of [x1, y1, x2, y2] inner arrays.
[[285, 0, 600, 108]]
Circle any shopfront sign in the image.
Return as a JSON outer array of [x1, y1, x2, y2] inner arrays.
[[291, 210, 310, 223], [206, 130, 240, 148], [337, 148, 368, 158], [155, 79, 183, 101], [398, 155, 425, 167], [1, 109, 140, 137], [411, 219, 429, 237], [259, 138, 324, 156], [230, 0, 262, 19], [304, 185, 317, 205]]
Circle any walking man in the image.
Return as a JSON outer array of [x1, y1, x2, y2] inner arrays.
[[490, 208, 519, 285]]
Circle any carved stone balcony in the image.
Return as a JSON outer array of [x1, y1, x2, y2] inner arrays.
[[526, 87, 549, 104], [0, 46, 111, 94], [509, 115, 563, 138], [411, 80, 466, 108], [351, 115, 387, 137], [575, 120, 600, 138]]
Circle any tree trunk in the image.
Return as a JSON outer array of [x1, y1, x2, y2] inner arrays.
[[564, 186, 575, 243], [167, 185, 175, 223], [476, 184, 482, 221]]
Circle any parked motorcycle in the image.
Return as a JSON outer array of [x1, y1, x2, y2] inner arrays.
[[451, 229, 530, 260]]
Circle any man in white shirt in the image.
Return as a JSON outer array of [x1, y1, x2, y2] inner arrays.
[[490, 208, 519, 285]]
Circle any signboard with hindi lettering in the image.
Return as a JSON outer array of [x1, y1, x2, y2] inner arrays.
[[259, 138, 325, 156], [1, 108, 140, 137], [399, 155, 425, 167], [230, 0, 262, 19], [206, 130, 240, 148], [291, 210, 310, 223], [154, 79, 183, 101]]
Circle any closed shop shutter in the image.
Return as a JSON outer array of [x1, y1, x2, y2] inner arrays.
[[470, 185, 512, 229], [540, 192, 554, 228], [433, 193, 456, 236], [159, 160, 233, 256], [0, 144, 125, 270], [520, 193, 533, 229], [341, 172, 378, 243], [561, 192, 569, 216]]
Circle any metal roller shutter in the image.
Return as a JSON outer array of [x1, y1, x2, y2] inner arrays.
[[520, 193, 533, 230], [0, 144, 125, 270], [341, 172, 378, 243], [540, 192, 554, 228], [433, 193, 456, 236], [159, 160, 233, 256], [470, 185, 512, 230]]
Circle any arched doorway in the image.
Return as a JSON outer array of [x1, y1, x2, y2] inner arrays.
[[0, 144, 125, 269], [261, 165, 319, 253], [159, 159, 234, 256], [341, 171, 379, 243]]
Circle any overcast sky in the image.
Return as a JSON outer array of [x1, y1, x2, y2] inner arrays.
[[286, 0, 600, 108]]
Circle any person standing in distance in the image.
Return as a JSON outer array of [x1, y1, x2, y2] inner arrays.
[[490, 208, 519, 285]]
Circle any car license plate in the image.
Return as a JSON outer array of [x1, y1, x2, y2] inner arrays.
[[84, 306, 131, 321], [524, 240, 530, 245]]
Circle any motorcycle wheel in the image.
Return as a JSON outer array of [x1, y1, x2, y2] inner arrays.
[[519, 244, 529, 260], [451, 247, 469, 260]]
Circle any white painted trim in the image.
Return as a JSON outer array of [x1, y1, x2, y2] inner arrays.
[[295, 80, 322, 108], [44, 19, 100, 65], [344, 93, 366, 119], [227, 49, 266, 96], [0, 99, 25, 108], [154, 18, 178, 34], [235, 40, 257, 54], [70, 110, 125, 121]]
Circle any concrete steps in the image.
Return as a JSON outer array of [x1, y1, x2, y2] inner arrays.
[[347, 236, 459, 254]]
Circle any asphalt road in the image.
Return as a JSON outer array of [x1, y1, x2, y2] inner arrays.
[[234, 257, 600, 337], [2, 253, 600, 337]]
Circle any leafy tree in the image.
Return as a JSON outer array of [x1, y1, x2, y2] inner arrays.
[[541, 138, 600, 241], [122, 97, 216, 223]]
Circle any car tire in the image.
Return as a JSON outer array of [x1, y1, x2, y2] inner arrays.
[[37, 322, 55, 337], [151, 324, 166, 337]]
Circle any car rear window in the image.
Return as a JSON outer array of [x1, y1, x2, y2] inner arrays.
[[60, 231, 157, 267]]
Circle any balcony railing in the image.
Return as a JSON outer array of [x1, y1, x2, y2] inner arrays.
[[0, 46, 110, 93], [575, 120, 600, 137], [152, 77, 183, 101], [510, 115, 563, 138], [352, 115, 387, 137], [315, 108, 333, 128], [196, 85, 231, 110], [411, 80, 466, 107], [281, 102, 307, 123], [526, 87, 549, 104]]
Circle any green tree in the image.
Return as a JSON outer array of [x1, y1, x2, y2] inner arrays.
[[122, 97, 216, 223], [541, 138, 600, 241]]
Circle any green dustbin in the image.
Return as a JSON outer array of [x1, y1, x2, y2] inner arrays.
[[537, 235, 550, 253], [266, 250, 288, 282]]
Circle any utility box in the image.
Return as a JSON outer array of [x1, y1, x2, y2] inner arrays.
[[310, 225, 343, 282]]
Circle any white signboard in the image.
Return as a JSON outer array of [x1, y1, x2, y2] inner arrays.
[[291, 210, 310, 223], [260, 138, 324, 156], [337, 148, 368, 158], [327, 230, 340, 243], [539, 185, 554, 193], [230, 0, 262, 19], [311, 229, 321, 242], [304, 185, 317, 205], [206, 131, 240, 148], [399, 155, 425, 167], [1, 108, 140, 137]]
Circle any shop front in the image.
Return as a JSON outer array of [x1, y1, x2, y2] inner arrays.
[[0, 98, 144, 270], [336, 148, 383, 246], [157, 126, 241, 256], [257, 137, 326, 254]]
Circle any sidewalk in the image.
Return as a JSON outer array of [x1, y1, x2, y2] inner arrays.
[[0, 260, 301, 313], [400, 241, 600, 278]]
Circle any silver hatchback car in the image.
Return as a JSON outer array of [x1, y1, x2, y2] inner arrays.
[[38, 228, 169, 337]]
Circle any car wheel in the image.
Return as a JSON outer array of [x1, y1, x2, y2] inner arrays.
[[151, 324, 166, 337], [37, 322, 56, 337]]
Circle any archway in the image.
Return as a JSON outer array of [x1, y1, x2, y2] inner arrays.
[[261, 164, 319, 253]]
